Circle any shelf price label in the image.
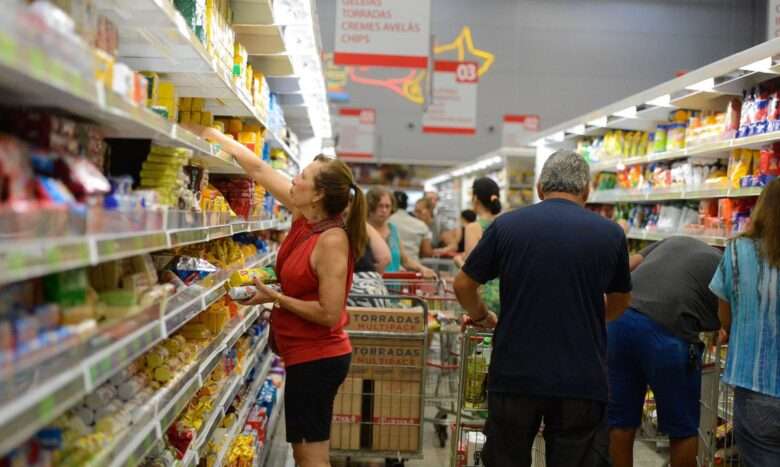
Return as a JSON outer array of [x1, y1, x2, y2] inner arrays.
[[208, 225, 232, 240], [170, 228, 208, 247], [422, 61, 479, 135], [97, 233, 167, 260]]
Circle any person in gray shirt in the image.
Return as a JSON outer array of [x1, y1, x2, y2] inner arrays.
[[608, 236, 722, 467]]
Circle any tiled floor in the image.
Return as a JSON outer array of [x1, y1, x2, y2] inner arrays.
[[267, 413, 670, 467]]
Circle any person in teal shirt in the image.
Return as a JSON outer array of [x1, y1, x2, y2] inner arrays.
[[710, 179, 780, 467], [366, 188, 435, 277], [455, 177, 502, 315]]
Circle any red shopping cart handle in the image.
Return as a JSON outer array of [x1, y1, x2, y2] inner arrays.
[[382, 271, 423, 279]]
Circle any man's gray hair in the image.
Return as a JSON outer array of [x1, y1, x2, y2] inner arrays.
[[538, 150, 591, 195]]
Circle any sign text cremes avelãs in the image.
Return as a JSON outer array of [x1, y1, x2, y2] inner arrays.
[[334, 0, 431, 68]]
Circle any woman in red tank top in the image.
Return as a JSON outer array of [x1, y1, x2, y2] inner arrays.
[[184, 124, 368, 467]]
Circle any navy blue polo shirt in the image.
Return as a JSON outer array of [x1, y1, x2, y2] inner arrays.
[[462, 198, 631, 402]]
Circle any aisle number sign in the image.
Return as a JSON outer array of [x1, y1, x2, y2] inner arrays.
[[502, 115, 541, 147], [334, 0, 431, 68], [337, 108, 376, 160], [422, 61, 478, 135]]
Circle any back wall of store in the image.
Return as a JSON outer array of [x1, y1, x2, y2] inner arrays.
[[320, 0, 767, 165]]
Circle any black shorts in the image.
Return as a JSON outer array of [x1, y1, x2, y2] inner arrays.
[[285, 353, 352, 444]]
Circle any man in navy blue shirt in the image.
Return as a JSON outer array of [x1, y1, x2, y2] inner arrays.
[[454, 150, 632, 467]]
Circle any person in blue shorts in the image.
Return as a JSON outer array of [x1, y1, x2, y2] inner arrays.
[[608, 236, 721, 467]]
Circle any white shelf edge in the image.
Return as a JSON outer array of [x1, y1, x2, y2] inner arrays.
[[0, 219, 290, 287]]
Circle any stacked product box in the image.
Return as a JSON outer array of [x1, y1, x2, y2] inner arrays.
[[210, 176, 265, 220], [331, 306, 425, 453]]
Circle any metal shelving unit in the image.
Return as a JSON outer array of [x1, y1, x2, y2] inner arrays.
[[0, 253, 273, 457], [105, 306, 267, 467]]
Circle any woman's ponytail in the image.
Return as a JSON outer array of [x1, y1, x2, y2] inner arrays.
[[489, 195, 502, 215], [345, 185, 368, 259], [473, 177, 502, 215]]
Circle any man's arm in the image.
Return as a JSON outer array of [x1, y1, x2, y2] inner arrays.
[[605, 292, 631, 322], [453, 271, 497, 329], [629, 254, 644, 272]]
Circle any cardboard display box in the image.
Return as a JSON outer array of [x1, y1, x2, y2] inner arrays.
[[331, 377, 363, 450], [371, 380, 421, 453], [348, 337, 425, 382], [346, 306, 425, 333]]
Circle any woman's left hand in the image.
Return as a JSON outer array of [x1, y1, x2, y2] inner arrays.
[[238, 278, 281, 306]]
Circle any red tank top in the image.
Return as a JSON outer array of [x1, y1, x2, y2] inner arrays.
[[271, 217, 354, 366]]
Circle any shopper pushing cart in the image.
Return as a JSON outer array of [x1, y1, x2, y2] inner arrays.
[[453, 150, 632, 467]]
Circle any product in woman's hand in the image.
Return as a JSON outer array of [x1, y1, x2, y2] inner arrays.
[[228, 286, 256, 301], [228, 267, 277, 286]]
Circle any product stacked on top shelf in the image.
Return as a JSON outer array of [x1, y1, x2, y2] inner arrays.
[[0, 0, 318, 464], [579, 71, 780, 248]]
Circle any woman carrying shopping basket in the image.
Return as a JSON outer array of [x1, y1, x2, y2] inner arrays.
[[184, 123, 367, 467]]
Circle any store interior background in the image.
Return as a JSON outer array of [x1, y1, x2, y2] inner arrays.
[[323, 0, 767, 172]]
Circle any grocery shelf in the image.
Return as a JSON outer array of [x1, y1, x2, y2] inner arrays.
[[257, 383, 285, 467], [0, 218, 288, 287], [179, 333, 272, 467], [626, 229, 728, 247], [0, 21, 253, 172], [99, 0, 300, 164], [0, 254, 271, 457], [588, 130, 780, 173], [532, 38, 780, 149], [213, 349, 275, 467], [106, 306, 266, 467], [588, 186, 764, 204]]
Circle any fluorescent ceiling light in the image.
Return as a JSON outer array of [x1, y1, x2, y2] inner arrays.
[[685, 78, 715, 92], [613, 106, 637, 119], [646, 94, 672, 107], [740, 57, 773, 73], [587, 116, 608, 127]]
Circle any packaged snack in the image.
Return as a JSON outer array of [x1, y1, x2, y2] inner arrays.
[[228, 267, 277, 286], [228, 286, 256, 301]]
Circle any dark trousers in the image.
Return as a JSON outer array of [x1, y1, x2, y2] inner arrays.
[[482, 392, 607, 467]]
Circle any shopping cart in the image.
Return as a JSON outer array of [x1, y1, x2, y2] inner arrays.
[[422, 257, 460, 279], [699, 332, 739, 466], [331, 295, 428, 467], [451, 328, 546, 467], [381, 272, 468, 449]]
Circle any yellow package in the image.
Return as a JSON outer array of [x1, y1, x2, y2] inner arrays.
[[201, 111, 214, 126], [179, 97, 192, 111], [228, 118, 243, 136], [228, 268, 276, 286], [191, 111, 202, 125], [191, 98, 205, 112], [179, 111, 192, 125], [94, 49, 114, 87], [158, 81, 176, 99]]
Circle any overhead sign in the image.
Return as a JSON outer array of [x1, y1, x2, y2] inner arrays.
[[770, 0, 780, 40], [334, 0, 431, 68], [502, 115, 541, 147], [422, 61, 478, 135], [337, 108, 376, 160]]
